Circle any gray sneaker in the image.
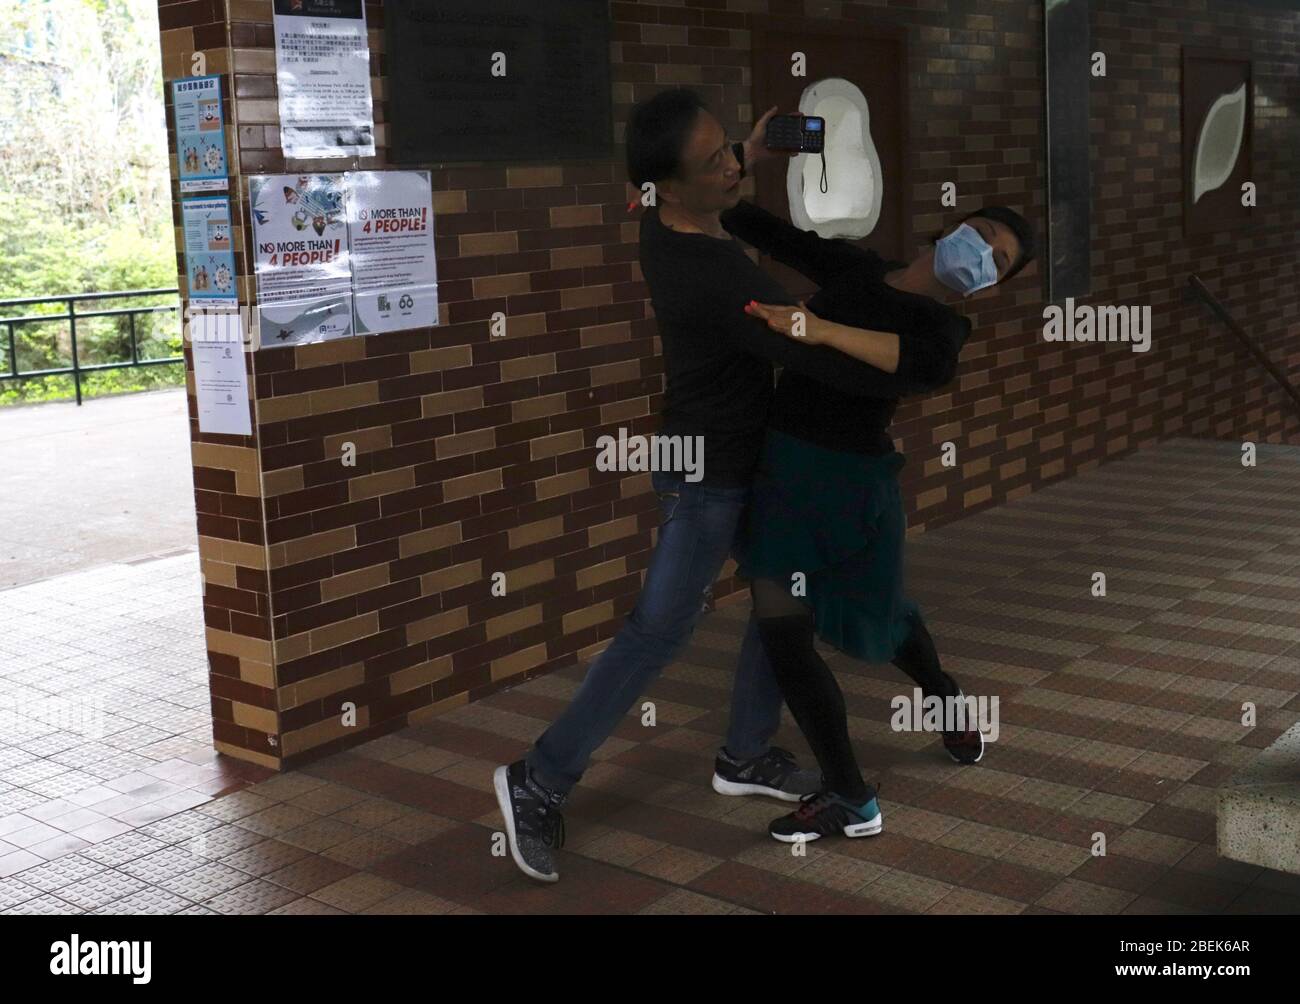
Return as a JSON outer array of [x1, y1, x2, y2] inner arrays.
[[710, 745, 821, 802], [494, 760, 566, 882]]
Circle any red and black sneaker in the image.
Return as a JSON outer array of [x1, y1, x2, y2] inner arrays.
[[942, 689, 985, 764], [768, 786, 883, 842]]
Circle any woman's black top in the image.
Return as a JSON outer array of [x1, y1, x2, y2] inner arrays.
[[636, 150, 970, 484], [720, 197, 972, 456]]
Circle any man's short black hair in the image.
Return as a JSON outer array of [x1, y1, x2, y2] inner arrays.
[[626, 88, 708, 190]]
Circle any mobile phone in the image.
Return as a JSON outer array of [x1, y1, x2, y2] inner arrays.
[[763, 114, 826, 153]]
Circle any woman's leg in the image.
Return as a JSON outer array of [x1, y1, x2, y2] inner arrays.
[[752, 577, 868, 801], [890, 609, 960, 700]]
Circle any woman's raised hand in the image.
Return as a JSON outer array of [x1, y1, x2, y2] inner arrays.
[[743, 300, 830, 344]]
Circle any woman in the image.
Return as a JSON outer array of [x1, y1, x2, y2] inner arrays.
[[724, 112, 1036, 843]]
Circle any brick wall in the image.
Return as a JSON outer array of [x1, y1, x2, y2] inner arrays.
[[157, 0, 1300, 770]]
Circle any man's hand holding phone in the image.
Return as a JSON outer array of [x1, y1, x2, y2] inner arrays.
[[742, 106, 799, 169]]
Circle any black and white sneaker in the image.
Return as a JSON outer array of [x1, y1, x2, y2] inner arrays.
[[493, 760, 566, 883], [940, 683, 986, 764], [711, 745, 820, 802], [769, 786, 884, 842]]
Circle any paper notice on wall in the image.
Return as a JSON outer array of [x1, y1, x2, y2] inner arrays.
[[193, 339, 252, 436], [181, 196, 241, 343], [248, 173, 353, 348], [345, 170, 439, 334], [172, 75, 228, 193], [272, 0, 375, 160]]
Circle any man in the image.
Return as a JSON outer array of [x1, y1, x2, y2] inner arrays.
[[495, 90, 916, 882]]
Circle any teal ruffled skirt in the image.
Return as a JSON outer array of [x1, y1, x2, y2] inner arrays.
[[736, 428, 919, 663]]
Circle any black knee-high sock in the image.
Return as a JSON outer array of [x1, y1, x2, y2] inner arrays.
[[757, 610, 869, 802], [891, 611, 959, 699]]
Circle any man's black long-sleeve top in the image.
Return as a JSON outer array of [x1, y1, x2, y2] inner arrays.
[[638, 157, 970, 484]]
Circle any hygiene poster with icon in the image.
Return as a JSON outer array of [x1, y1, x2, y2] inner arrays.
[[172, 75, 228, 193], [181, 195, 241, 344], [346, 170, 438, 334], [249, 173, 354, 347]]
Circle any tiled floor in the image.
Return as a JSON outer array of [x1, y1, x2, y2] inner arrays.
[[0, 556, 270, 879], [2, 437, 1299, 913]]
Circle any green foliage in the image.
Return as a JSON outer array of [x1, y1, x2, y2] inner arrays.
[[0, 0, 178, 407]]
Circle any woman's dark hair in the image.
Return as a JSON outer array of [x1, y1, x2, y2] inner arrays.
[[626, 88, 709, 190], [929, 206, 1037, 283]]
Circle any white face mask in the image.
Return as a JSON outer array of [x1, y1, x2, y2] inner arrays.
[[933, 222, 999, 296]]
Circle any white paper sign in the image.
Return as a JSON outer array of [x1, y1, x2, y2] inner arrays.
[[193, 339, 252, 436], [346, 170, 439, 334], [272, 0, 375, 160]]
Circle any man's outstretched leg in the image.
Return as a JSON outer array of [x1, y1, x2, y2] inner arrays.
[[494, 474, 816, 882]]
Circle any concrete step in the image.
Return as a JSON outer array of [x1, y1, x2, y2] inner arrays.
[[1217, 720, 1300, 876]]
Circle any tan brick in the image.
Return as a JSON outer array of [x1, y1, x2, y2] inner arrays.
[[262, 466, 304, 497], [550, 245, 604, 269], [590, 359, 641, 386], [231, 702, 278, 736], [473, 272, 532, 298], [458, 232, 518, 257], [530, 430, 584, 461], [285, 662, 366, 707], [576, 557, 627, 590], [281, 712, 366, 758], [486, 604, 543, 641], [504, 558, 554, 591], [550, 205, 603, 227], [324, 426, 392, 457], [321, 564, 391, 603], [257, 392, 313, 423], [350, 467, 415, 501], [588, 515, 637, 546], [536, 469, 589, 499], [436, 427, 496, 459], [408, 607, 469, 644], [422, 386, 484, 418], [562, 285, 613, 310], [296, 337, 367, 368], [563, 600, 615, 634], [580, 322, 631, 348], [511, 392, 567, 422], [309, 612, 380, 654], [491, 643, 547, 682], [275, 526, 356, 567], [442, 469, 502, 501], [500, 355, 555, 381], [399, 522, 462, 558], [310, 382, 379, 415], [601, 398, 648, 423], [390, 655, 454, 695], [412, 344, 473, 373], [420, 559, 483, 595], [206, 627, 273, 665], [509, 515, 565, 550], [508, 166, 564, 187]]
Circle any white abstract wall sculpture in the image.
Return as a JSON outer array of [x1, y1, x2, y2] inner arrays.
[[1192, 82, 1246, 203], [787, 77, 883, 240]]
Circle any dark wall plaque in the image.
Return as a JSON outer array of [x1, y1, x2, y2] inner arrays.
[[385, 0, 614, 163], [1043, 0, 1092, 303]]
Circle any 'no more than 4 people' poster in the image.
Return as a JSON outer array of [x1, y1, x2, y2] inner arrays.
[[248, 171, 438, 348]]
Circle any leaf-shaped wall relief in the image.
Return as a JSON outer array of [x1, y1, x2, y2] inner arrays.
[[1193, 82, 1246, 203]]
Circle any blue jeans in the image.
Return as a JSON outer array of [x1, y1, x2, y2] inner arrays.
[[525, 469, 786, 797]]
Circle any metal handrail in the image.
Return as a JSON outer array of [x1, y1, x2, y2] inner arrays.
[[0, 288, 183, 406], [1187, 275, 1300, 419]]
